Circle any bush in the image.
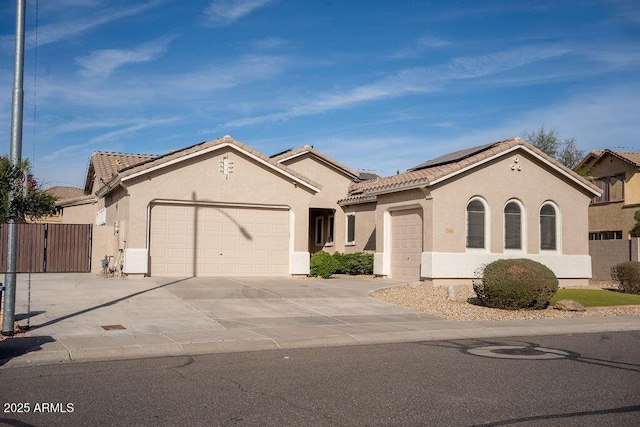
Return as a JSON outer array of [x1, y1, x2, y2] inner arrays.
[[473, 258, 558, 310], [630, 211, 640, 238], [333, 252, 374, 275], [611, 261, 640, 294], [309, 251, 374, 278], [310, 251, 337, 279]]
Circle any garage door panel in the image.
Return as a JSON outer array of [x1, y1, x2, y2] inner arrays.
[[391, 209, 422, 282], [150, 204, 289, 277]]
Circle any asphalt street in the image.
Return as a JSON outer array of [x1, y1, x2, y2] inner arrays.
[[1, 331, 639, 426]]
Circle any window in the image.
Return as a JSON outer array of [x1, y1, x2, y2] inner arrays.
[[593, 174, 625, 203], [589, 231, 623, 240], [504, 201, 522, 250], [314, 216, 323, 246], [346, 214, 356, 245], [540, 204, 557, 250], [466, 199, 485, 249], [327, 215, 334, 244]]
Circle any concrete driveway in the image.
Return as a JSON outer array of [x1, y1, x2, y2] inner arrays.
[[3, 273, 638, 367], [11, 274, 427, 339]]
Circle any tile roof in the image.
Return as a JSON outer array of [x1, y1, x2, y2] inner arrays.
[[271, 145, 360, 179], [339, 137, 600, 205], [576, 149, 640, 171], [91, 152, 158, 181], [607, 150, 640, 167], [45, 186, 85, 200], [99, 136, 321, 194]]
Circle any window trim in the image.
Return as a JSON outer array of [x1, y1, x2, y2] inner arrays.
[[504, 199, 525, 251], [314, 216, 324, 246], [466, 197, 490, 251], [592, 173, 625, 204], [540, 202, 558, 251], [345, 213, 356, 246], [327, 215, 335, 246], [540, 201, 561, 252]]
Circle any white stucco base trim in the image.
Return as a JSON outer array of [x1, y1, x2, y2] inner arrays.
[[123, 248, 149, 274], [374, 252, 390, 275], [290, 251, 310, 275], [420, 252, 592, 279]]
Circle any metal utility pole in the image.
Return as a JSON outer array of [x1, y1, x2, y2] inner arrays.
[[2, 0, 26, 336]]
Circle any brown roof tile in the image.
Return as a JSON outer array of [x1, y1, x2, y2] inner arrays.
[[45, 186, 85, 200], [608, 150, 640, 167], [272, 145, 360, 179], [343, 137, 599, 201]]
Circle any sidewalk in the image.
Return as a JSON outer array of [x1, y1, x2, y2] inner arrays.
[[1, 273, 639, 368]]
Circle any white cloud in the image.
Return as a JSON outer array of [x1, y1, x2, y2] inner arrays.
[[41, 117, 179, 161], [393, 35, 453, 59], [76, 36, 175, 79], [219, 45, 570, 129], [203, 0, 275, 26], [0, 0, 164, 52]]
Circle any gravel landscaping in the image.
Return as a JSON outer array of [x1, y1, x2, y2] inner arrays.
[[371, 281, 640, 321]]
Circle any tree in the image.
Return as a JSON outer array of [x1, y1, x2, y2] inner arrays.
[[0, 156, 55, 223], [522, 126, 584, 170]]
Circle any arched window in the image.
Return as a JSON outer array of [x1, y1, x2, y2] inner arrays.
[[466, 199, 485, 249], [504, 201, 522, 249], [540, 204, 557, 250]]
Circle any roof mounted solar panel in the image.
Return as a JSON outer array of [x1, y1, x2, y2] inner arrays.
[[408, 142, 498, 171]]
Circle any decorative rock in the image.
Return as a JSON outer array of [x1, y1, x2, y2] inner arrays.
[[447, 285, 456, 301], [554, 299, 586, 312]]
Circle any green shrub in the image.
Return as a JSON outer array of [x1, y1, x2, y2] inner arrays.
[[611, 261, 640, 294], [630, 211, 640, 238], [310, 251, 337, 278], [473, 258, 559, 310], [333, 252, 373, 275]]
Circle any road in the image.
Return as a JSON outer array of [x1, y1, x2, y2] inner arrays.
[[1, 331, 639, 426]]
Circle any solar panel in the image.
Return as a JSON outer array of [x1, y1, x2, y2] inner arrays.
[[408, 142, 498, 171]]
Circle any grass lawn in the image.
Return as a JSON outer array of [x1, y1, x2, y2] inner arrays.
[[550, 288, 640, 307]]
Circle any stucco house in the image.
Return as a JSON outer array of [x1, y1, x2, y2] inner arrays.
[[340, 137, 600, 286], [65, 135, 599, 285], [576, 149, 640, 280], [577, 149, 640, 240]]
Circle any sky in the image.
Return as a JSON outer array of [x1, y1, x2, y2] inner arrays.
[[0, 0, 639, 188]]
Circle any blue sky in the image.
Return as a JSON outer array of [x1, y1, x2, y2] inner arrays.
[[1, 0, 639, 188]]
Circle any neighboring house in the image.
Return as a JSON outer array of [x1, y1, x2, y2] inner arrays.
[[576, 149, 640, 280], [577, 149, 640, 240], [340, 137, 600, 286], [33, 186, 85, 223], [77, 135, 598, 285]]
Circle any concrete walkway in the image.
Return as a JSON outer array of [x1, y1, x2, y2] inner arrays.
[[1, 273, 639, 368]]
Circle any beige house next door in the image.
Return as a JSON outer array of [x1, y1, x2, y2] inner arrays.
[[391, 208, 423, 282], [149, 204, 289, 277]]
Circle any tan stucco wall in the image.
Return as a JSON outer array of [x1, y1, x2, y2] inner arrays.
[[342, 202, 377, 253], [589, 203, 637, 237], [281, 154, 357, 253], [61, 202, 97, 224], [375, 188, 432, 253], [118, 147, 315, 253], [429, 149, 592, 255]]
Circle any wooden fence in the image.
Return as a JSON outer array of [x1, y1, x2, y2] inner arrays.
[[0, 223, 92, 273]]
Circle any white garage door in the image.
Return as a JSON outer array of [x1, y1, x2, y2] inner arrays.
[[391, 208, 423, 282], [150, 204, 289, 277]]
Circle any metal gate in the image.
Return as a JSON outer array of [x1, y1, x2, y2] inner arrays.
[[0, 223, 92, 273]]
